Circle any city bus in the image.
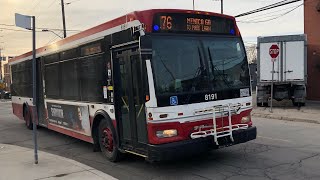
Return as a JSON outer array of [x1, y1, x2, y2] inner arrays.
[[9, 9, 256, 162]]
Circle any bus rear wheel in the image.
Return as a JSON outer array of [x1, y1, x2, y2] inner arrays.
[[24, 107, 33, 130], [98, 119, 121, 162]]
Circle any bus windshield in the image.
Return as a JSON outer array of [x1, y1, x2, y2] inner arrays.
[[151, 35, 250, 101]]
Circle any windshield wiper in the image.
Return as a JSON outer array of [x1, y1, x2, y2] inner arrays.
[[156, 53, 175, 81], [207, 47, 216, 90], [184, 47, 206, 103], [207, 47, 232, 89]]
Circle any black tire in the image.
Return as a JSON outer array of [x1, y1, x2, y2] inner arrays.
[[257, 102, 263, 107], [98, 119, 121, 162], [293, 101, 305, 107], [293, 99, 306, 107], [24, 107, 33, 130]]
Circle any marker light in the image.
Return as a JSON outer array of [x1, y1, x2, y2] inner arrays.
[[148, 112, 153, 120], [153, 25, 160, 31], [241, 115, 251, 123], [156, 129, 177, 138], [230, 29, 235, 35]]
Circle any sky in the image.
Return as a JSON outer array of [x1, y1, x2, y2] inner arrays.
[[0, 0, 304, 56]]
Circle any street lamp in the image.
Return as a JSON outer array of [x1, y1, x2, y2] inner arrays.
[[41, 29, 63, 39]]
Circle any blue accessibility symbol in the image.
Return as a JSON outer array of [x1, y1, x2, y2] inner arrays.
[[170, 96, 178, 106]]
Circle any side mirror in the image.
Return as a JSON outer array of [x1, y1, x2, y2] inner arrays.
[[131, 24, 145, 40]]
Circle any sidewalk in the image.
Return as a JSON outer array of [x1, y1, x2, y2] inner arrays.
[[0, 144, 117, 180], [252, 100, 320, 124]]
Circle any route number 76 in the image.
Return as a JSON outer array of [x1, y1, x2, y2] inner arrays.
[[160, 16, 173, 30]]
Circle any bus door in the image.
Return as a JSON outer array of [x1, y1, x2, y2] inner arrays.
[[112, 45, 148, 153], [37, 57, 46, 126]]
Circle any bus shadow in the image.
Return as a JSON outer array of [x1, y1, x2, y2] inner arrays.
[[8, 123, 252, 180]]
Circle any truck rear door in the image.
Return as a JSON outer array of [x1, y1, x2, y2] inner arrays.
[[283, 41, 305, 81]]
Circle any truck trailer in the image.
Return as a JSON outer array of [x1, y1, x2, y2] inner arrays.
[[256, 35, 307, 107]]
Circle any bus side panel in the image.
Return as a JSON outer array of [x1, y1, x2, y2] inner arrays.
[[11, 96, 34, 121], [47, 123, 94, 143], [12, 100, 24, 120]]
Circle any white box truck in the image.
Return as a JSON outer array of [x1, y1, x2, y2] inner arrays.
[[256, 35, 307, 107]]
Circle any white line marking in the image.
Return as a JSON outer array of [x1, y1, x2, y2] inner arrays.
[[258, 136, 292, 143]]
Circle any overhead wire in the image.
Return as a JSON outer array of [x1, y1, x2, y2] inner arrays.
[[235, 0, 291, 18], [27, 0, 42, 14], [47, 0, 58, 8], [237, 3, 302, 21], [45, 31, 63, 45], [0, 23, 80, 32], [0, 28, 42, 32], [45, 0, 61, 28], [65, 0, 83, 5], [235, 0, 302, 17], [237, 3, 303, 23]]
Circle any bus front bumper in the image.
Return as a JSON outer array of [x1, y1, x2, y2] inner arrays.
[[147, 126, 257, 161]]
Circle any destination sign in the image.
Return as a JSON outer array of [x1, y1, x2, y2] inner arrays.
[[153, 13, 236, 35], [186, 17, 211, 32]]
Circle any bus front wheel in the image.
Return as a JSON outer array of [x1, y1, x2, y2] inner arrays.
[[98, 119, 121, 162]]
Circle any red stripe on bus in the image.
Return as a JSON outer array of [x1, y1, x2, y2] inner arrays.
[[89, 116, 94, 127], [12, 102, 40, 124], [12, 103, 24, 120], [48, 124, 94, 143]]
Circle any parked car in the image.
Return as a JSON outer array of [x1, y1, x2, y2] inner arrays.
[[0, 91, 11, 99]]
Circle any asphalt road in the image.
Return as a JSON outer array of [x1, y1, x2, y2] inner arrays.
[[1, 100, 320, 180]]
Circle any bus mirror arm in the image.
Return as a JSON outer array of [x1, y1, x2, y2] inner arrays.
[[139, 29, 145, 36], [131, 25, 145, 40], [132, 31, 145, 40]]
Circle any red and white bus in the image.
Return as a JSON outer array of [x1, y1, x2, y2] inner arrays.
[[9, 9, 256, 162]]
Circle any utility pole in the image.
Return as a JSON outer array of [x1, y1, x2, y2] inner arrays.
[[221, 0, 224, 14], [61, 0, 67, 38], [193, 0, 195, 10], [15, 12, 39, 164], [31, 16, 39, 164]]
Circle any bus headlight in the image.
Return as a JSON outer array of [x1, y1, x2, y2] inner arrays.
[[156, 129, 177, 138], [241, 115, 251, 123]]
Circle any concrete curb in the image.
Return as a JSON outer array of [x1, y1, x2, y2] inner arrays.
[[252, 113, 320, 124], [0, 144, 118, 180]]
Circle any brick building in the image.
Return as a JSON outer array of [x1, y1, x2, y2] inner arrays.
[[0, 60, 2, 81], [3, 63, 11, 91], [0, 56, 11, 92], [305, 0, 320, 100]]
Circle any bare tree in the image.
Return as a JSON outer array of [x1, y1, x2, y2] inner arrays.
[[245, 44, 257, 64]]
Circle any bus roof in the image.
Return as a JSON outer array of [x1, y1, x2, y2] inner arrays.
[[9, 9, 236, 65]]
